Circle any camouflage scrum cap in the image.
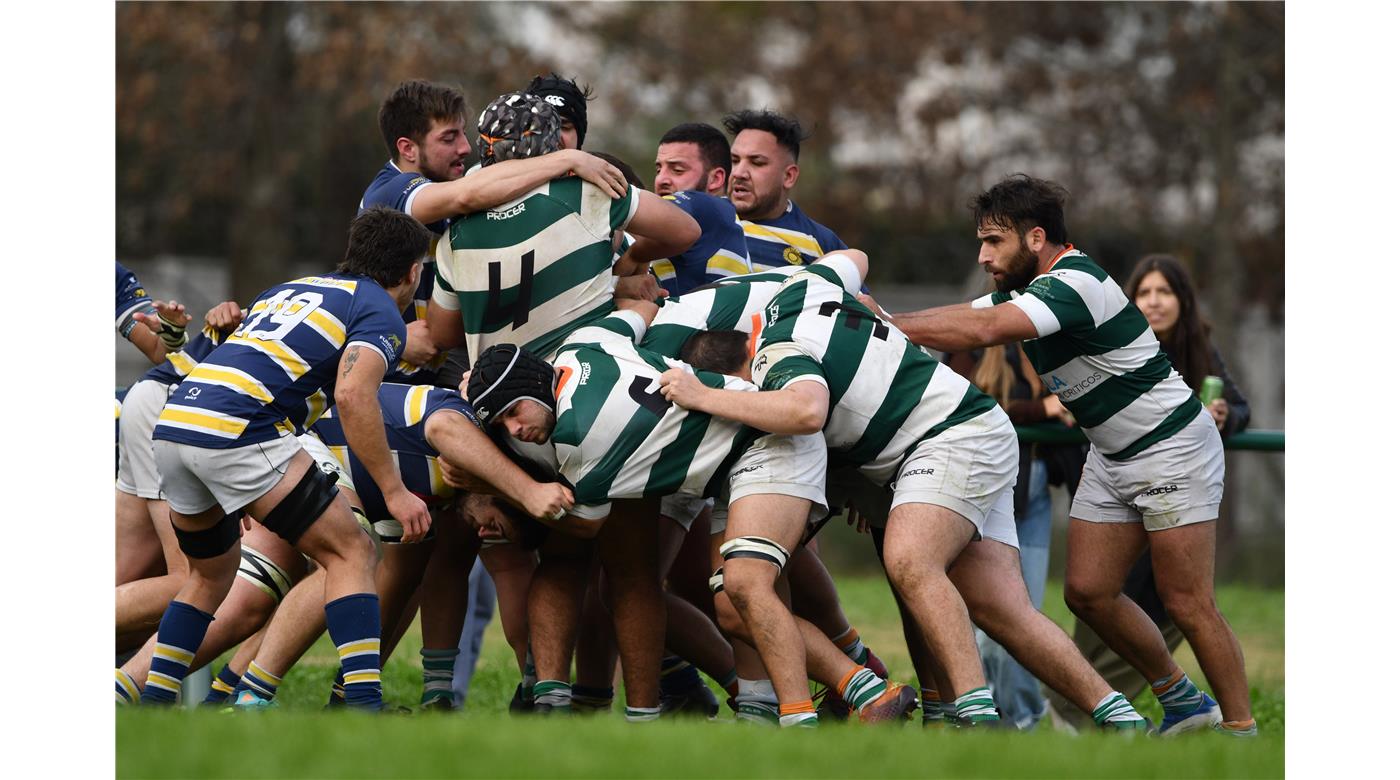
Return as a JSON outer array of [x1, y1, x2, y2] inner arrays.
[[476, 91, 562, 166]]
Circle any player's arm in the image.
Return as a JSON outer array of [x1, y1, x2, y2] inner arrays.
[[334, 344, 431, 542], [425, 411, 573, 521], [129, 300, 192, 364], [426, 300, 467, 352], [659, 371, 830, 435], [409, 150, 627, 223], [885, 302, 1037, 353], [618, 191, 701, 264]]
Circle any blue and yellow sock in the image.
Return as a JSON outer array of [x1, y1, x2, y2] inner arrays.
[[325, 593, 382, 710], [1151, 670, 1204, 716], [326, 672, 346, 708], [954, 687, 1000, 723], [660, 655, 704, 696], [421, 648, 458, 706], [203, 664, 240, 705], [236, 660, 283, 701], [139, 601, 213, 705], [116, 669, 141, 705]]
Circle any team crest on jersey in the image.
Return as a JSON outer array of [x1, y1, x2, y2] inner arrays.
[[783, 247, 803, 265], [134, 287, 147, 298]]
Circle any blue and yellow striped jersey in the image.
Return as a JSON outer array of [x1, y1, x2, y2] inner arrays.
[[651, 191, 752, 295], [309, 383, 474, 520], [141, 324, 231, 386], [740, 200, 847, 273], [152, 274, 407, 449], [116, 262, 157, 339], [360, 161, 447, 383]]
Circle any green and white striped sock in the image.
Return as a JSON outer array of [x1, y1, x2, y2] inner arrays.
[[1091, 691, 1146, 728], [954, 687, 1000, 723], [1151, 671, 1204, 716], [420, 648, 458, 706], [625, 706, 660, 722], [920, 687, 943, 725], [839, 667, 888, 711], [532, 679, 572, 710]]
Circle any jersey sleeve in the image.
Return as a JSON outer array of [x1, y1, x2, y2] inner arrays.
[[751, 340, 828, 392], [564, 310, 647, 348], [361, 171, 434, 214], [806, 256, 864, 296], [345, 290, 410, 373], [1010, 271, 1099, 337], [430, 237, 461, 311], [610, 185, 642, 232]]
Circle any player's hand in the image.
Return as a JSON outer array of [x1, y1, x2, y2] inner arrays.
[[659, 367, 707, 410], [614, 273, 664, 302], [240, 513, 254, 536], [844, 501, 870, 535], [204, 301, 244, 335], [855, 293, 891, 322], [438, 457, 490, 492], [1043, 394, 1076, 427], [401, 320, 439, 368], [135, 300, 192, 350], [522, 481, 574, 522], [1208, 398, 1228, 431], [563, 149, 628, 199], [458, 370, 472, 400], [385, 488, 432, 544]]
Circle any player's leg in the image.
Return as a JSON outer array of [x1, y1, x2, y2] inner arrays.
[[479, 540, 537, 708], [115, 489, 163, 585], [789, 539, 886, 678], [1148, 521, 1253, 732], [115, 379, 176, 586], [598, 498, 666, 721], [953, 535, 1147, 731], [657, 497, 733, 716], [416, 508, 481, 710], [571, 566, 619, 713], [526, 532, 592, 712], [230, 566, 329, 705], [116, 499, 192, 643], [246, 447, 381, 708]]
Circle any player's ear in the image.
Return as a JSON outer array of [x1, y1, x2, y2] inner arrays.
[[708, 168, 726, 196], [396, 135, 418, 164], [783, 162, 799, 190]]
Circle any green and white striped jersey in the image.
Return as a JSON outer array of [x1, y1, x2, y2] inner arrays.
[[432, 178, 641, 362], [753, 264, 998, 484], [974, 247, 1197, 460], [551, 312, 762, 520], [640, 254, 865, 359]]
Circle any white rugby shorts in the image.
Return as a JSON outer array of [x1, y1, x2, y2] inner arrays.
[[1072, 406, 1224, 532], [709, 432, 829, 534], [116, 379, 177, 499], [154, 433, 302, 516]]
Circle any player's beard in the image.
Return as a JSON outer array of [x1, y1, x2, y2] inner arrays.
[[996, 237, 1040, 293], [735, 181, 783, 221]]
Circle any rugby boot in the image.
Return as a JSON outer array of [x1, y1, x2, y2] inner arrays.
[[660, 681, 720, 718], [813, 685, 851, 721], [1157, 692, 1222, 736], [857, 682, 917, 724], [508, 682, 535, 714], [224, 689, 277, 712]]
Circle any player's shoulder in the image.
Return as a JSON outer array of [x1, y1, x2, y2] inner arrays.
[[360, 162, 431, 211]]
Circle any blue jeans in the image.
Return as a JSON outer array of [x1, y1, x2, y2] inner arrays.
[[976, 457, 1052, 729], [451, 559, 497, 706]]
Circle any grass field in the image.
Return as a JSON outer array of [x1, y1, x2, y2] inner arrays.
[[117, 577, 1284, 779]]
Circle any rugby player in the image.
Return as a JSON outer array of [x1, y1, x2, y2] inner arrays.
[[117, 261, 191, 365], [661, 256, 1149, 730], [863, 174, 1253, 736], [648, 122, 752, 295], [526, 72, 590, 151], [138, 207, 431, 709], [722, 110, 848, 273]]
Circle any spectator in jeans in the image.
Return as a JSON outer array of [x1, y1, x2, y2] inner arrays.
[[945, 340, 1082, 729], [1047, 253, 1251, 730]]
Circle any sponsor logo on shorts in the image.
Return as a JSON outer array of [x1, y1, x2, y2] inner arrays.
[[899, 467, 938, 480], [730, 464, 764, 481], [1140, 484, 1180, 497]]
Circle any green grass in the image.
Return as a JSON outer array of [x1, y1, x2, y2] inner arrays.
[[117, 577, 1284, 779]]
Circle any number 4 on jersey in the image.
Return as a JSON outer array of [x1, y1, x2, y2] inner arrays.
[[485, 250, 535, 328]]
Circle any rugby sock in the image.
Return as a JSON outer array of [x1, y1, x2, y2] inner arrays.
[[920, 687, 943, 725], [778, 700, 819, 728], [837, 666, 889, 712], [832, 627, 869, 666], [115, 669, 141, 705], [203, 664, 240, 705], [1151, 669, 1204, 716], [140, 600, 214, 705], [716, 668, 739, 699], [954, 687, 1000, 723], [1219, 718, 1258, 736], [735, 678, 779, 724], [570, 684, 614, 712], [235, 660, 283, 700], [522, 649, 539, 693], [420, 648, 458, 706], [533, 680, 573, 711], [325, 593, 383, 709], [625, 705, 661, 722], [660, 655, 705, 696], [1091, 691, 1147, 729], [326, 673, 346, 708]]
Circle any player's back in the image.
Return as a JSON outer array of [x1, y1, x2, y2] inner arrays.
[[433, 178, 641, 362], [753, 264, 996, 481], [310, 383, 466, 518], [551, 314, 759, 516], [154, 274, 406, 449], [651, 191, 752, 296], [641, 265, 805, 358]]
